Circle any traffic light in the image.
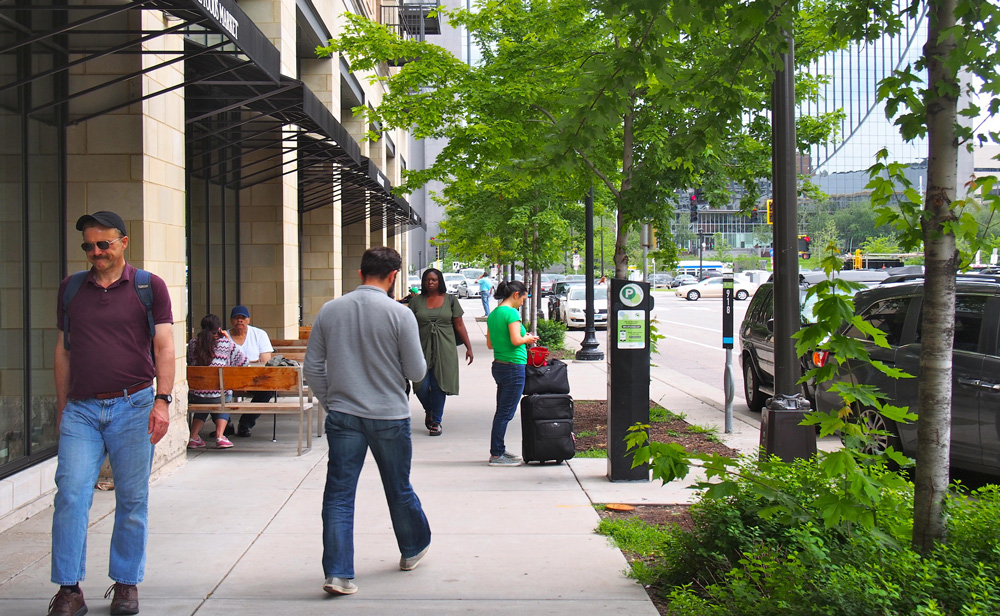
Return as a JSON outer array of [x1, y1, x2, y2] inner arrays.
[[689, 194, 698, 222], [766, 199, 774, 225], [750, 207, 759, 222]]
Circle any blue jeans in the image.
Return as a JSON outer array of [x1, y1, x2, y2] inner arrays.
[[51, 386, 156, 585], [322, 411, 430, 579], [481, 292, 491, 316], [490, 362, 525, 457], [189, 393, 232, 422], [414, 368, 446, 424]]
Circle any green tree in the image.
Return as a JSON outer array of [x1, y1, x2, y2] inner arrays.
[[853, 0, 1000, 550], [321, 0, 844, 279], [711, 232, 733, 264]]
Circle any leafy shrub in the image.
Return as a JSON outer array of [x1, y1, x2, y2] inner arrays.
[[536, 318, 567, 349]]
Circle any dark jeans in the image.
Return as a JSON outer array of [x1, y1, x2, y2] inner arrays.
[[414, 368, 447, 424], [237, 391, 275, 429], [322, 411, 430, 579], [490, 361, 525, 457]]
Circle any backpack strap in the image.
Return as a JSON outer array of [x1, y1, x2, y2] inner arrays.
[[134, 269, 155, 341], [61, 271, 89, 350]]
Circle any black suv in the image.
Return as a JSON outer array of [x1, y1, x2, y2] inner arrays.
[[739, 283, 816, 412], [814, 276, 1000, 474]]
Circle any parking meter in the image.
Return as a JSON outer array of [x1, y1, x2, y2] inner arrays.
[[607, 279, 651, 481]]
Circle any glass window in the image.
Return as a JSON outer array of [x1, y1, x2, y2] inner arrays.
[[915, 295, 988, 353], [845, 297, 912, 346], [0, 35, 63, 477]]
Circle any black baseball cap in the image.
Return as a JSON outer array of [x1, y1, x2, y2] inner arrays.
[[76, 211, 127, 237]]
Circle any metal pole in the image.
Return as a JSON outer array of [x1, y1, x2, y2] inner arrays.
[[725, 348, 734, 433], [761, 29, 816, 461], [772, 33, 800, 398], [577, 187, 603, 361]]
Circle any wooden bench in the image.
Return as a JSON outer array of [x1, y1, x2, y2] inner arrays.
[[187, 366, 314, 455], [298, 326, 311, 340]]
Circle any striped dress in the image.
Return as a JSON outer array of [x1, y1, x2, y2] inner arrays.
[[187, 337, 249, 398]]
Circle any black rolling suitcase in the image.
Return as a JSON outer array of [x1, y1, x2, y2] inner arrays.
[[520, 394, 575, 463]]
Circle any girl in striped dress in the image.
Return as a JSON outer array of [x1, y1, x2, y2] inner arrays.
[[187, 314, 248, 449]]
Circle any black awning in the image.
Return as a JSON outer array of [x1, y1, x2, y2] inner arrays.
[[0, 1, 280, 126], [186, 45, 422, 232]]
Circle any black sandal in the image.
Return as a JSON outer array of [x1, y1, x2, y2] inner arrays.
[[425, 412, 434, 431], [428, 422, 442, 436]]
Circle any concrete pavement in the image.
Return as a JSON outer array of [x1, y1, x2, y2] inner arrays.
[[0, 310, 763, 616]]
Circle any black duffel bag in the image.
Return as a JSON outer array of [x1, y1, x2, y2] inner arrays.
[[523, 359, 570, 395]]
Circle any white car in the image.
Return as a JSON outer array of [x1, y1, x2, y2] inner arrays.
[[456, 278, 482, 298], [443, 273, 466, 294], [560, 285, 609, 329], [674, 276, 757, 301]]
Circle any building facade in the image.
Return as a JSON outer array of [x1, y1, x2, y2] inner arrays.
[[0, 0, 424, 528]]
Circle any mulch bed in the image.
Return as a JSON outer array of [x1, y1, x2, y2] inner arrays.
[[573, 399, 737, 458]]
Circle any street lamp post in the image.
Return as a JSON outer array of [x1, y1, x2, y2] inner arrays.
[[577, 187, 603, 361], [699, 237, 706, 278]]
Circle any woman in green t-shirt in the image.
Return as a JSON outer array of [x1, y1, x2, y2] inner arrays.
[[485, 280, 540, 467]]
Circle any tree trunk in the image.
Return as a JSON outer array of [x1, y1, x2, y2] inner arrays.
[[912, 0, 959, 554], [614, 100, 636, 279]]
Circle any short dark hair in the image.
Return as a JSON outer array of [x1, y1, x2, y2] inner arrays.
[[421, 268, 445, 296], [360, 247, 402, 280], [495, 280, 528, 301]]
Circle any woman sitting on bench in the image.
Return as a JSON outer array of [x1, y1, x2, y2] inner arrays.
[[187, 314, 248, 449]]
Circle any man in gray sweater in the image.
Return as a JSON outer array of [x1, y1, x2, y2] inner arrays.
[[304, 247, 430, 596]]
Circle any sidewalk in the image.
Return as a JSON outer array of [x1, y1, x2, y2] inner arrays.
[[0, 312, 758, 616]]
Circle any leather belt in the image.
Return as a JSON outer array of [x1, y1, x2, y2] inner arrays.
[[95, 381, 153, 400]]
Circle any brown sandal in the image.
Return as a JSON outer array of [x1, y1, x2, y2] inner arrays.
[[428, 422, 442, 436], [425, 412, 434, 431]]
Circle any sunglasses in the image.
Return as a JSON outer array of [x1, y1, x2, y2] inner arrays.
[[81, 237, 125, 252]]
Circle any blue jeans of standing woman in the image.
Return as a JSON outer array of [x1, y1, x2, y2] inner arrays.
[[322, 411, 431, 579], [490, 361, 525, 457], [481, 290, 491, 316], [414, 368, 447, 425], [51, 386, 156, 585]]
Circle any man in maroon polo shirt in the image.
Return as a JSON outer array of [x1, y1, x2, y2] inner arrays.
[[47, 211, 174, 616]]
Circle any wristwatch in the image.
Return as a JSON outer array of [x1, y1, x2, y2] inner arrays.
[[155, 394, 173, 404]]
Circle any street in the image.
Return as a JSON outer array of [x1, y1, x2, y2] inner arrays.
[[457, 289, 755, 414]]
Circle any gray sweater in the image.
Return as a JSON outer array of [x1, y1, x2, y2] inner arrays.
[[304, 285, 427, 420]]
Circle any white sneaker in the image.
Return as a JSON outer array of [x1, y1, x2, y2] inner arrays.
[[489, 455, 522, 467], [400, 545, 429, 571], [323, 577, 358, 595]]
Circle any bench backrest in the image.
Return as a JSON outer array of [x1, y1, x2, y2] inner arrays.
[[298, 326, 311, 340], [270, 339, 306, 348], [187, 366, 303, 393]]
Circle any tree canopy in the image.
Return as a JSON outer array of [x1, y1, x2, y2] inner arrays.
[[321, 0, 845, 277]]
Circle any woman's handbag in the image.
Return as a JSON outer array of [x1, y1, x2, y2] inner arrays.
[[523, 358, 570, 395], [527, 345, 549, 367]]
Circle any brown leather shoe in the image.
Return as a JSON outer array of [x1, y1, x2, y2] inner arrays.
[[104, 583, 138, 615], [47, 587, 87, 616]]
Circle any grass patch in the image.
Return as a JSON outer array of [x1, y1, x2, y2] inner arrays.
[[576, 429, 598, 438], [686, 423, 721, 442], [576, 447, 608, 458], [665, 429, 681, 437], [650, 404, 685, 423]]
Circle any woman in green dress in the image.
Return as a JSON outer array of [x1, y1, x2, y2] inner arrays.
[[409, 268, 474, 435]]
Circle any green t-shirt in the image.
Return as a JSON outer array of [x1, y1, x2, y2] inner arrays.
[[487, 305, 527, 364]]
